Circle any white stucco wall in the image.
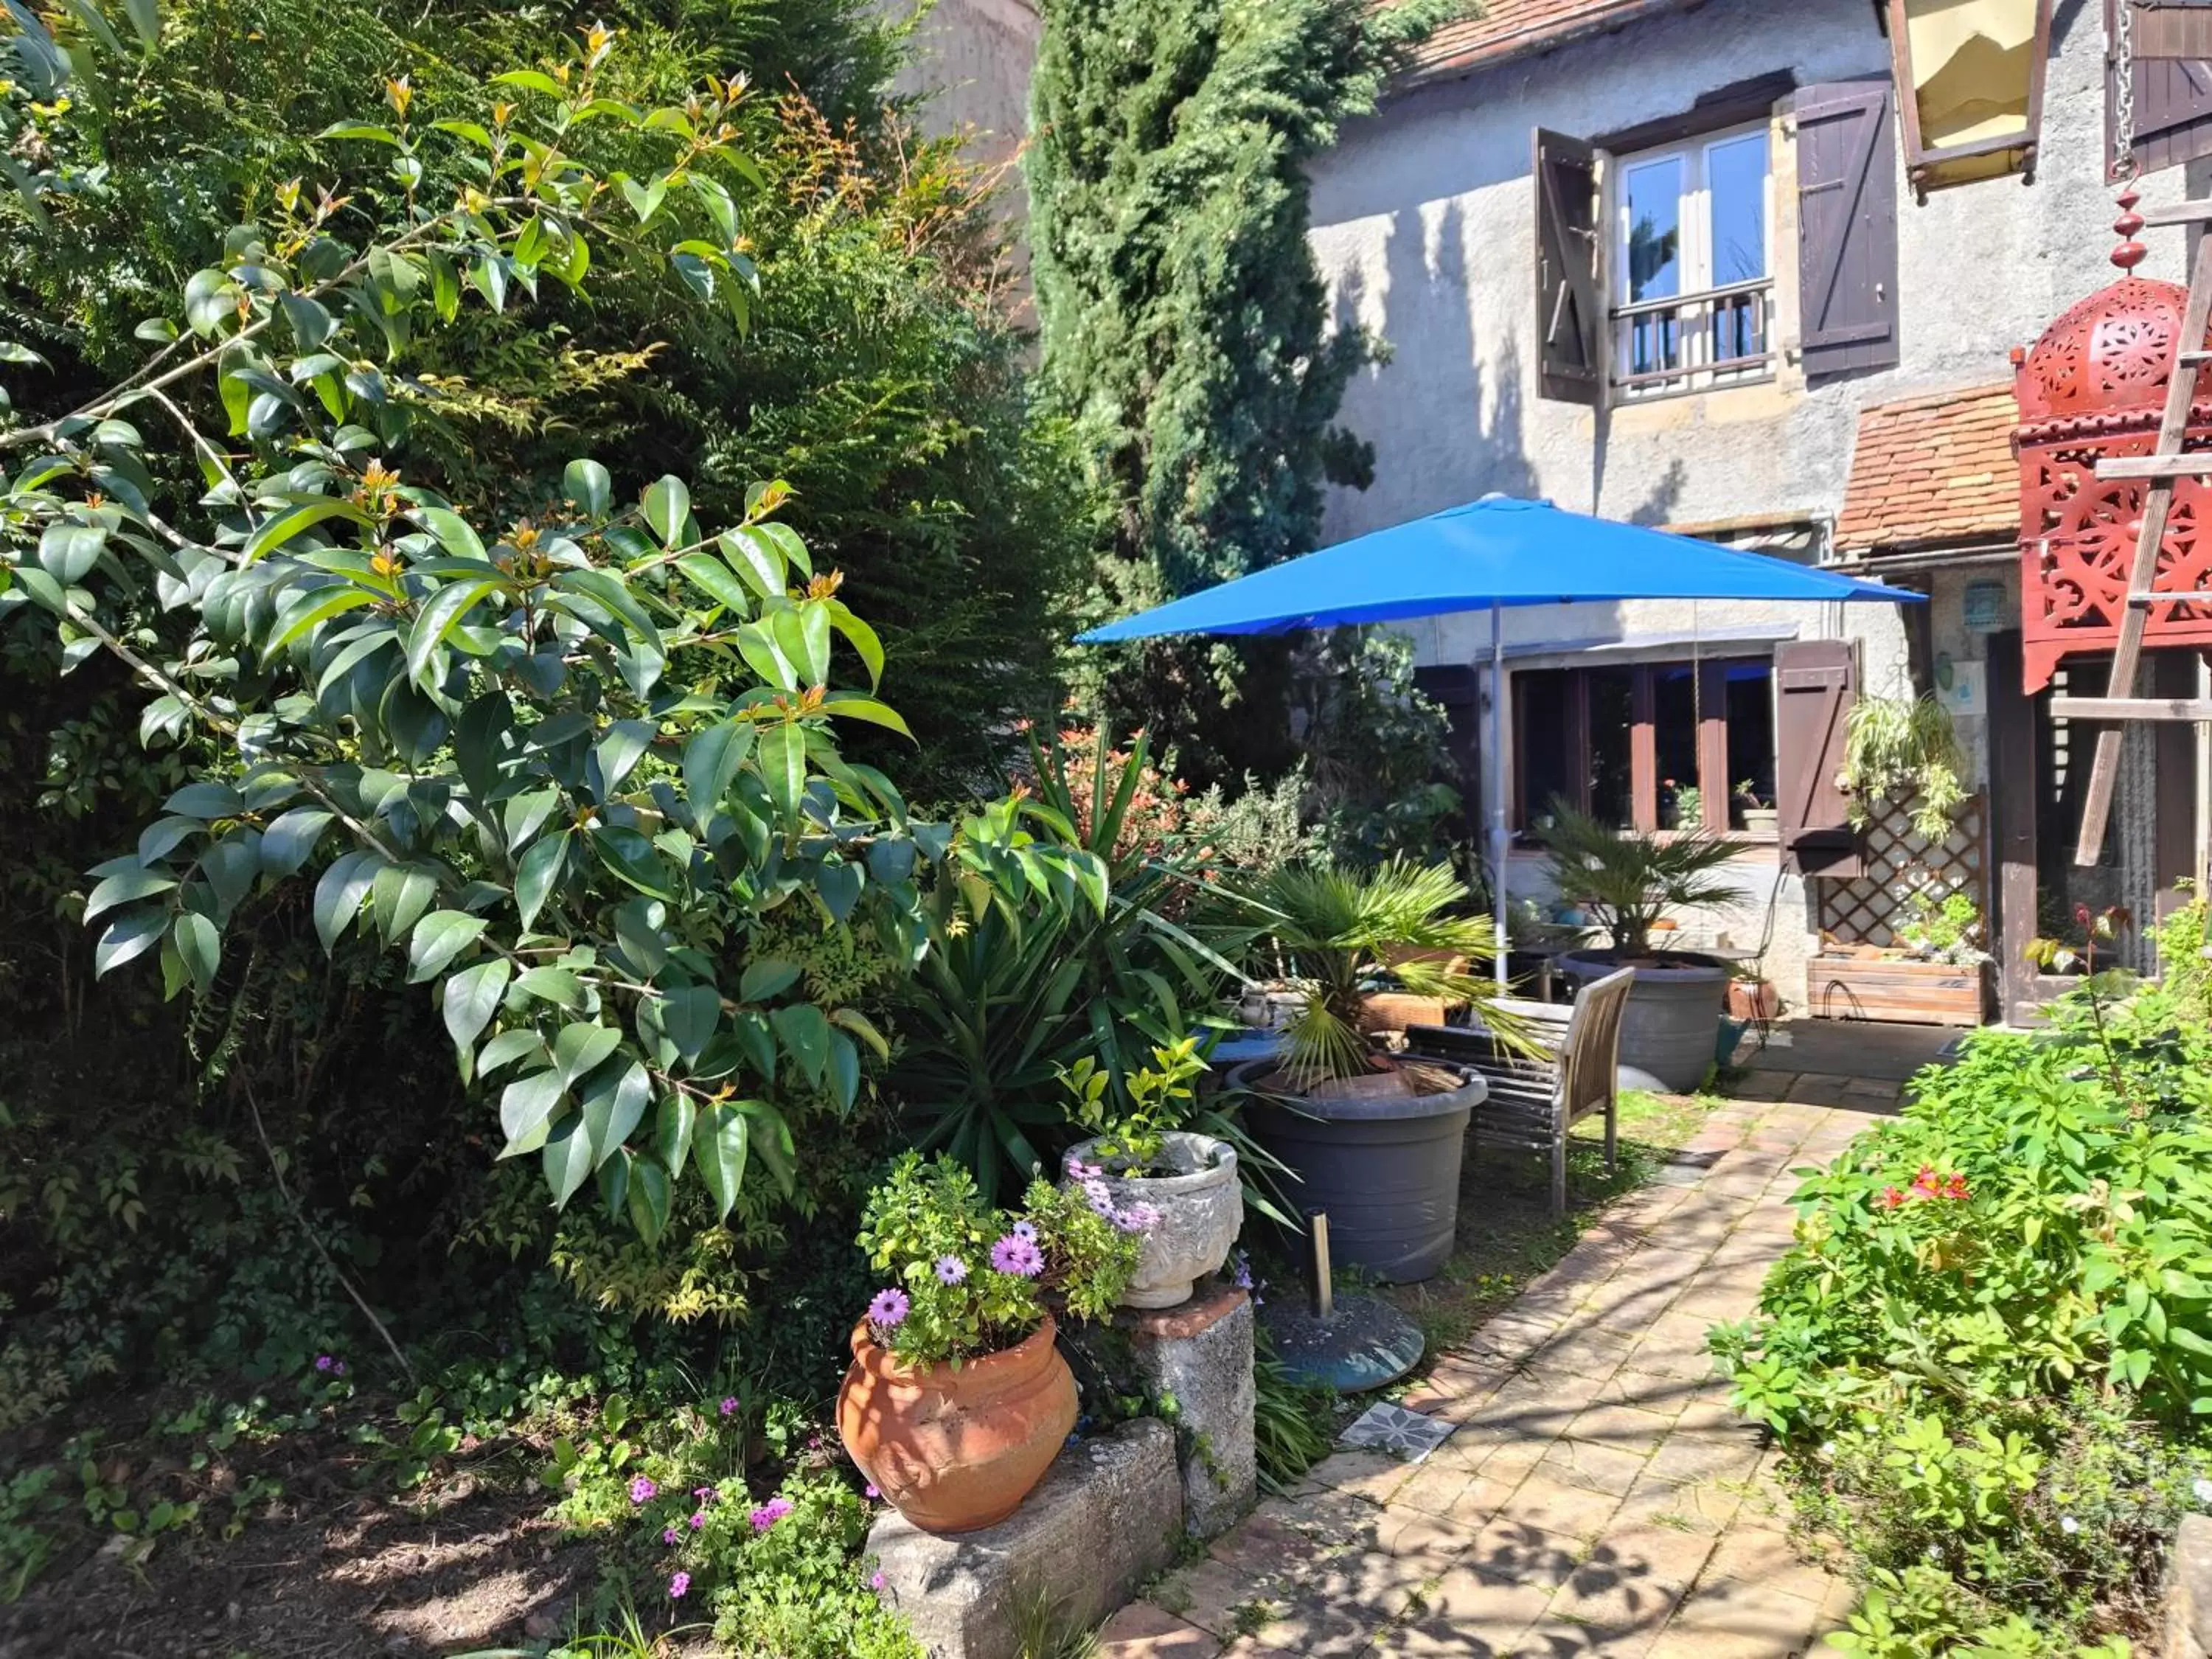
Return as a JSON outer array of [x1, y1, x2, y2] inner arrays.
[[1306, 0, 2180, 1010]]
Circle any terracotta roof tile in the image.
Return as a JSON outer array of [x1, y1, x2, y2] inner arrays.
[[1388, 0, 1704, 84], [1836, 384, 2021, 554]]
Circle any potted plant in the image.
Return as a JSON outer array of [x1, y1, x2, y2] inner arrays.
[[1840, 694, 1969, 840], [1812, 883, 1990, 1026], [1734, 780, 1778, 837], [1227, 859, 1496, 1284], [836, 1153, 1144, 1533], [1059, 1035, 1244, 1310], [1540, 803, 1745, 1091]]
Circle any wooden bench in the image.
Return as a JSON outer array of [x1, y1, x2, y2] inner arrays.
[[1402, 967, 1636, 1217]]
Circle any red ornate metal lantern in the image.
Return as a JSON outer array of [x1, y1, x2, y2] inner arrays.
[[2014, 205, 2212, 692]]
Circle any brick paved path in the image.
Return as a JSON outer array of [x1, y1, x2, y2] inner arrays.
[[1100, 1095, 1879, 1659]]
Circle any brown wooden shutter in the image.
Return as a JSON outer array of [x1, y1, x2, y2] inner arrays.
[[1534, 128, 1601, 405], [1775, 639, 1862, 877], [2109, 1, 2212, 177], [1795, 81, 1900, 380]]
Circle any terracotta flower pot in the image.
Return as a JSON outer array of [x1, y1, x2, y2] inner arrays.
[[836, 1316, 1077, 1534]]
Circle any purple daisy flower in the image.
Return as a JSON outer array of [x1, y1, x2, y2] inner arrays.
[[990, 1233, 1045, 1277], [663, 1526, 679, 1545], [1113, 1201, 1161, 1234], [867, 1287, 911, 1329], [1012, 1220, 1038, 1242], [750, 1496, 794, 1532], [669, 1571, 691, 1599], [314, 1355, 333, 1373], [628, 1475, 658, 1505], [933, 1254, 968, 1286], [1082, 1178, 1116, 1217], [689, 1510, 706, 1529], [1064, 1158, 1096, 1181]]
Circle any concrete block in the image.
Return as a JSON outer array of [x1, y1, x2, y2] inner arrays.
[[1119, 1287, 1259, 1539], [868, 1418, 1183, 1659], [2167, 1512, 2212, 1659]]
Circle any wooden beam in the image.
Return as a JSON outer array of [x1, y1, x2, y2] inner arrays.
[[2141, 199, 2212, 228], [2135, 7, 2212, 61], [2076, 229, 2212, 864], [2093, 454, 2212, 480], [2051, 695, 2212, 721]]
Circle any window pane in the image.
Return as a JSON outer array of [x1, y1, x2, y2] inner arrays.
[[1707, 132, 1767, 285], [1652, 665, 1700, 829], [1624, 156, 1683, 302], [1517, 669, 1573, 830], [1587, 667, 1635, 829], [1722, 661, 1775, 830]]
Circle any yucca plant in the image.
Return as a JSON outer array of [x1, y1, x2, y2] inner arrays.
[[1537, 801, 1742, 957], [1244, 858, 1498, 1089], [888, 730, 1253, 1199]]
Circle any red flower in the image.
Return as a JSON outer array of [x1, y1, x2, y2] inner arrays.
[[1944, 1173, 1969, 1201], [1877, 1186, 1906, 1209]]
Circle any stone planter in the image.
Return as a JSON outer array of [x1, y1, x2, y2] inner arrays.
[[837, 1317, 1078, 1534], [1557, 947, 1728, 1092], [1064, 1131, 1242, 1310], [1231, 1059, 1484, 1284]]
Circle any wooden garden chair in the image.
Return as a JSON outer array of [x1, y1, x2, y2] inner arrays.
[[1401, 967, 1636, 1217]]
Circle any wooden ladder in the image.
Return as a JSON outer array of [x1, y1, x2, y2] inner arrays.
[[2065, 199, 2212, 865]]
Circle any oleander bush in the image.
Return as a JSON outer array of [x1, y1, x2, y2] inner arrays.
[[1714, 976, 2212, 1653]]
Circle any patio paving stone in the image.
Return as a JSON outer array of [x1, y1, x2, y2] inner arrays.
[[1102, 1087, 1905, 1655]]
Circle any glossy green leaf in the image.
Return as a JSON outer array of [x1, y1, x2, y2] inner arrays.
[[590, 824, 675, 900], [516, 966, 586, 1009], [442, 959, 512, 1066], [563, 458, 611, 518], [580, 1060, 650, 1167], [84, 867, 175, 922], [542, 1120, 597, 1208], [243, 498, 369, 563], [655, 1093, 696, 1178], [658, 983, 720, 1062], [756, 724, 805, 825], [682, 721, 753, 816], [553, 1020, 622, 1090], [514, 829, 569, 930], [739, 959, 800, 1004], [258, 807, 334, 876], [406, 578, 500, 687], [498, 1069, 566, 1158], [313, 849, 383, 952], [594, 719, 655, 796], [625, 1156, 671, 1244], [771, 1002, 830, 1087], [692, 1102, 748, 1221], [94, 909, 167, 978], [408, 910, 487, 984], [641, 475, 689, 547], [172, 911, 220, 992]]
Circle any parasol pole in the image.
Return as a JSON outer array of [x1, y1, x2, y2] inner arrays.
[[1490, 605, 1509, 988]]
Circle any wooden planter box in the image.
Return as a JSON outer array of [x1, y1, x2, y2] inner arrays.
[[1809, 955, 1987, 1026]]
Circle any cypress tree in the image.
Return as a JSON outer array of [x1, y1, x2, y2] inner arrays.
[[1026, 0, 1458, 782]]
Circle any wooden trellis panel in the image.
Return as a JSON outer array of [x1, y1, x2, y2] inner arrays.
[[1815, 795, 1988, 947]]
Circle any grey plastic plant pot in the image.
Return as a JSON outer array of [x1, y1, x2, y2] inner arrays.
[[1230, 1060, 1484, 1284], [1557, 947, 1728, 1093]]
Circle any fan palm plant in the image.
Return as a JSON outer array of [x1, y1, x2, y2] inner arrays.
[[1245, 858, 1499, 1090], [1536, 801, 1742, 957]]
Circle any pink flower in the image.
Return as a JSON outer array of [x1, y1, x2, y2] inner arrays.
[[750, 1496, 794, 1532], [314, 1355, 333, 1373], [719, 1396, 738, 1416], [869, 1571, 887, 1590], [689, 1510, 706, 1529], [662, 1526, 679, 1545], [1877, 1187, 1906, 1210], [868, 1287, 911, 1329], [628, 1475, 658, 1505], [990, 1233, 1045, 1277], [864, 1482, 880, 1500], [668, 1571, 691, 1599], [692, 1486, 715, 1502]]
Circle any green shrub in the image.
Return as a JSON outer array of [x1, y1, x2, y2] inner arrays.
[[1715, 979, 2212, 1649]]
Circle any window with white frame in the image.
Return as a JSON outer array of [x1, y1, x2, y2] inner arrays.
[[1611, 125, 1774, 400]]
